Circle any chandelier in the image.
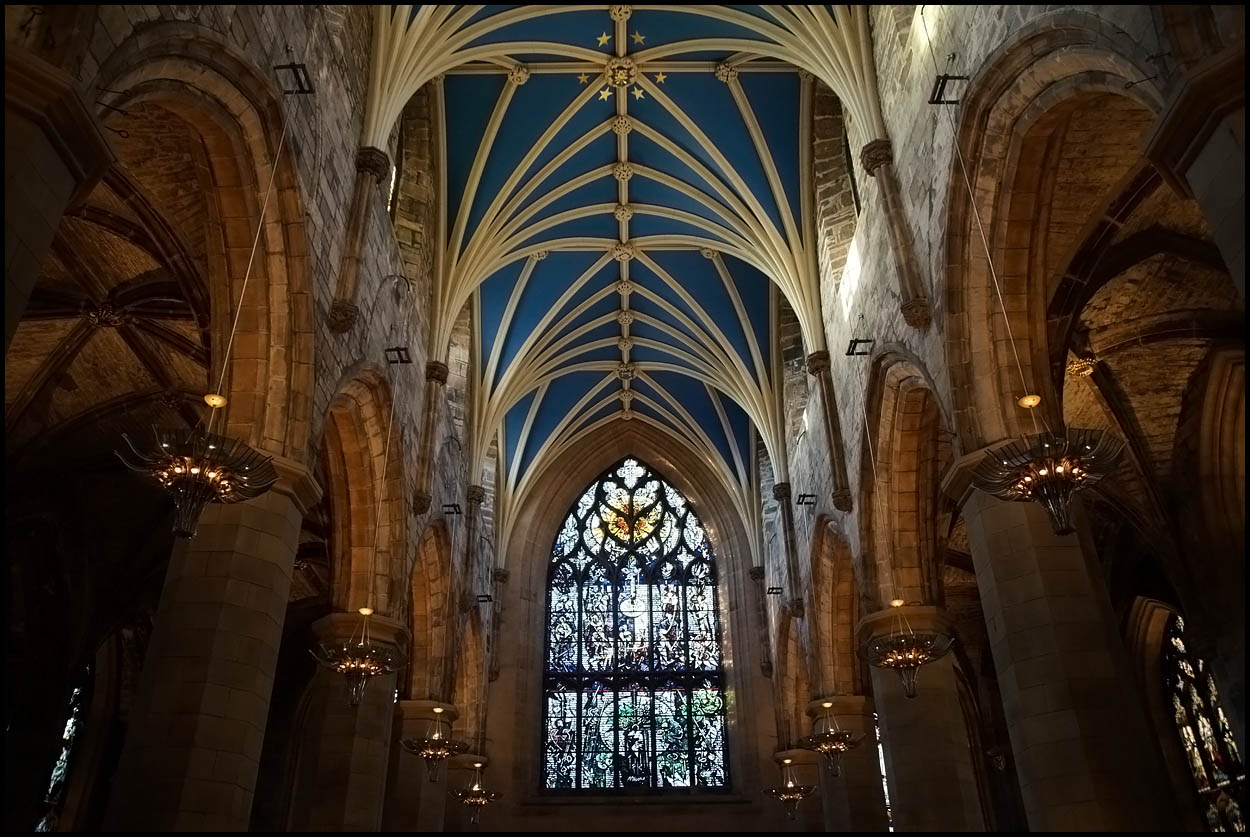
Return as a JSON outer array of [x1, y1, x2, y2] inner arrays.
[[117, 421, 278, 537], [765, 758, 816, 821], [310, 607, 402, 706], [451, 761, 501, 825], [971, 427, 1123, 535], [800, 701, 864, 776], [401, 707, 469, 781], [864, 601, 953, 699]]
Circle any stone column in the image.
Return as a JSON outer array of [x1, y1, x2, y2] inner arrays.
[[440, 484, 484, 698], [748, 565, 774, 677], [383, 701, 458, 832], [413, 361, 449, 514], [103, 463, 319, 831], [860, 138, 930, 328], [1146, 47, 1245, 298], [805, 351, 853, 510], [961, 490, 1181, 830], [805, 696, 889, 833], [772, 483, 805, 617], [443, 752, 489, 832], [287, 613, 406, 832], [327, 147, 392, 333], [5, 46, 113, 351], [487, 568, 508, 682], [858, 606, 985, 832]]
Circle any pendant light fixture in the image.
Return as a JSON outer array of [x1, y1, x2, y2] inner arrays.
[[915, 13, 1123, 535]]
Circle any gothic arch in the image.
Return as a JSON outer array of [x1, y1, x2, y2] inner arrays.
[[943, 11, 1166, 449], [860, 352, 947, 610], [809, 519, 863, 698], [89, 22, 315, 461], [773, 610, 811, 748], [409, 519, 452, 701], [450, 608, 488, 750], [322, 366, 406, 615]]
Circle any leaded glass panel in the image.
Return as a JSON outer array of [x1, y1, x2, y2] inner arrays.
[[1163, 615, 1244, 831], [542, 458, 729, 791]]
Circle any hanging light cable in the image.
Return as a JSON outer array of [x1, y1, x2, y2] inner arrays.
[[115, 87, 302, 535], [916, 8, 1123, 535], [800, 700, 865, 776], [861, 404, 952, 698], [451, 759, 500, 824]]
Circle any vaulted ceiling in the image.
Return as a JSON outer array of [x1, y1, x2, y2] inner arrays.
[[371, 6, 871, 532]]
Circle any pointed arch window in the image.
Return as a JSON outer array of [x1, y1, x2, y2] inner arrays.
[[543, 458, 729, 791], [1163, 615, 1244, 831]]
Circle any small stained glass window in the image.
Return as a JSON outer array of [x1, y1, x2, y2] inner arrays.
[[35, 666, 92, 832], [1163, 615, 1244, 831], [542, 458, 729, 791]]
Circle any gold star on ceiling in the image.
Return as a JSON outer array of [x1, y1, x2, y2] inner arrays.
[[631, 31, 646, 45], [596, 32, 611, 47], [577, 72, 590, 84], [631, 87, 645, 100], [654, 72, 667, 84], [598, 87, 613, 101]]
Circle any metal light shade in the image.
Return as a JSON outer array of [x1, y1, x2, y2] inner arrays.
[[766, 783, 816, 820], [310, 637, 401, 706], [402, 735, 469, 781], [117, 426, 278, 537], [865, 630, 954, 698], [971, 428, 1122, 535], [799, 728, 865, 776]]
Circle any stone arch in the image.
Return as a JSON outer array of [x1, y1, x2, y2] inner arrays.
[[944, 11, 1166, 449], [450, 608, 488, 750], [773, 611, 810, 748], [810, 519, 863, 698], [89, 22, 315, 461], [322, 366, 406, 615], [860, 351, 947, 610], [409, 519, 452, 700]]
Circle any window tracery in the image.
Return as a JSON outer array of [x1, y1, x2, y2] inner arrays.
[[543, 458, 728, 791]]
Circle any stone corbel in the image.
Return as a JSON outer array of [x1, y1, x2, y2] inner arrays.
[[861, 139, 930, 328], [806, 351, 853, 510], [326, 146, 392, 333]]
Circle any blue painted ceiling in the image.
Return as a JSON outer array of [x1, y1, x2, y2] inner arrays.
[[437, 6, 805, 486]]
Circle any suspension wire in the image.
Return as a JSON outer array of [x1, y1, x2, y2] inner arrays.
[[206, 94, 294, 436], [918, 7, 1047, 437]]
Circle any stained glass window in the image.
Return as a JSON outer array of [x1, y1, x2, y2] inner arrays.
[[1163, 615, 1244, 832], [543, 458, 729, 791], [35, 666, 91, 832]]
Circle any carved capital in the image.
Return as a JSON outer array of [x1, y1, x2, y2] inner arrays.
[[612, 241, 635, 261], [831, 487, 853, 512], [612, 115, 634, 136], [327, 299, 359, 333], [86, 302, 127, 327], [355, 146, 392, 182], [714, 62, 739, 83], [412, 491, 433, 515], [860, 138, 894, 177], [425, 360, 449, 384], [613, 162, 634, 181], [748, 565, 766, 582], [492, 568, 510, 584], [788, 598, 805, 618], [772, 482, 792, 502], [806, 350, 831, 375], [609, 4, 632, 21], [760, 660, 773, 678], [617, 336, 634, 351], [616, 310, 634, 327], [466, 484, 486, 505], [900, 297, 931, 329], [614, 203, 634, 221]]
